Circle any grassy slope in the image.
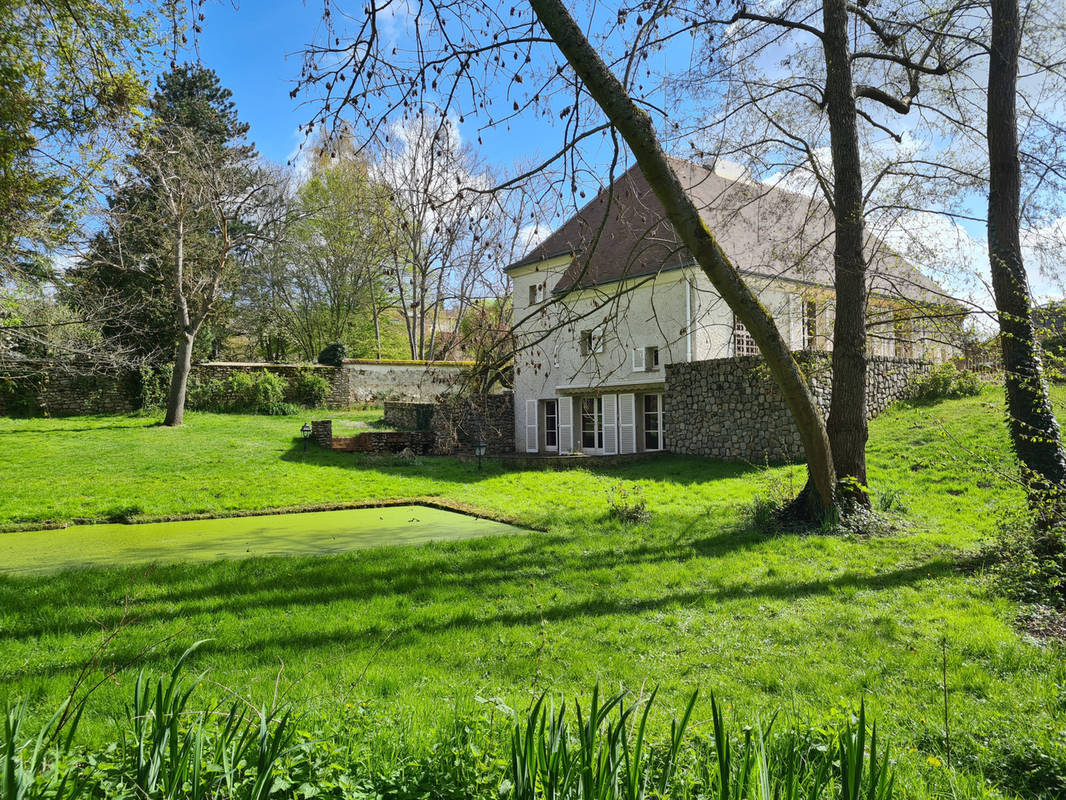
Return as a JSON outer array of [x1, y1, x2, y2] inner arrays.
[[0, 391, 1062, 794]]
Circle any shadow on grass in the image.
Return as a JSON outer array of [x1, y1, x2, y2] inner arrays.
[[0, 513, 979, 680], [279, 439, 767, 487], [0, 419, 164, 435], [3, 547, 977, 681]]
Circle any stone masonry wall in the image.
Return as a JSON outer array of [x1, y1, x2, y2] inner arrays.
[[665, 353, 931, 462], [383, 401, 436, 430], [335, 360, 469, 406], [431, 393, 515, 455], [0, 365, 138, 417]]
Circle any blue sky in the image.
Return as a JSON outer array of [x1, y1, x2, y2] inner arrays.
[[186, 1, 544, 169]]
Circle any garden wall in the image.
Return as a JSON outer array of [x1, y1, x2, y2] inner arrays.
[[665, 353, 931, 462], [431, 393, 515, 455], [335, 360, 469, 406], [383, 401, 436, 430], [0, 363, 138, 417]]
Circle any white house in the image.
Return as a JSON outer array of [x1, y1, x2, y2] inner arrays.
[[506, 157, 959, 456]]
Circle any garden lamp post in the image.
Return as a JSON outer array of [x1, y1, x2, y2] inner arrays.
[[301, 422, 312, 452], [473, 439, 487, 472]]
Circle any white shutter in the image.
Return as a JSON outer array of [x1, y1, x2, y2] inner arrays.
[[632, 347, 645, 371], [558, 397, 573, 454], [618, 393, 636, 454], [602, 394, 618, 455], [525, 399, 538, 453], [787, 294, 801, 349]]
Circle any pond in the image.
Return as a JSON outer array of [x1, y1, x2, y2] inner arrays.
[[0, 505, 523, 575]]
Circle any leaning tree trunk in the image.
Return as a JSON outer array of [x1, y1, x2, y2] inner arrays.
[[529, 0, 837, 515], [164, 328, 197, 427], [988, 0, 1066, 506]]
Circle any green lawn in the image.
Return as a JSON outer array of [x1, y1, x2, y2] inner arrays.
[[0, 391, 1062, 797]]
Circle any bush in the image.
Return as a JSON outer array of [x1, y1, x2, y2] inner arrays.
[[317, 341, 348, 367], [988, 508, 1066, 607], [187, 370, 290, 414], [136, 363, 171, 410], [606, 483, 651, 524], [912, 363, 984, 402], [291, 369, 331, 408]]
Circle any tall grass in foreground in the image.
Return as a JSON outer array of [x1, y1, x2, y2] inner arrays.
[[4, 644, 1008, 799], [510, 685, 893, 800]]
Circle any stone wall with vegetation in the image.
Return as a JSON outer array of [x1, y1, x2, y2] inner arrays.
[[665, 353, 931, 462], [431, 393, 515, 455], [191, 362, 341, 407], [0, 364, 139, 417]]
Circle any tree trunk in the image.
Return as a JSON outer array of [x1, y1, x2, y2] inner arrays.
[[821, 0, 870, 505], [164, 329, 196, 427], [988, 0, 1066, 505], [529, 0, 837, 514]]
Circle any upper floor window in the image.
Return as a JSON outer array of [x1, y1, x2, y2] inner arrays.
[[528, 283, 544, 306], [580, 329, 604, 356], [733, 319, 759, 357]]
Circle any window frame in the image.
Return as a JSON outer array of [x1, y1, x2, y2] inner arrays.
[[642, 393, 664, 451]]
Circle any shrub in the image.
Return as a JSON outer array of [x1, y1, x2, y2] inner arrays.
[[912, 363, 984, 402], [988, 508, 1066, 607], [136, 363, 171, 410], [187, 370, 290, 414], [606, 482, 650, 524], [290, 369, 331, 408], [317, 341, 348, 367]]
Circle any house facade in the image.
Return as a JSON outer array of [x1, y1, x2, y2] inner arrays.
[[507, 158, 959, 456]]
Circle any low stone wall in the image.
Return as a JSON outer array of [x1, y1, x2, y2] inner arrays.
[[0, 363, 138, 417], [431, 393, 515, 455], [307, 420, 435, 454], [335, 360, 469, 406], [665, 353, 930, 462], [383, 401, 436, 431]]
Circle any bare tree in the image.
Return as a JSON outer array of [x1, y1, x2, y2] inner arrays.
[[375, 115, 521, 361], [128, 126, 278, 425]]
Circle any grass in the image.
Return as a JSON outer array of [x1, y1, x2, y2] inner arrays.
[[0, 388, 1063, 797]]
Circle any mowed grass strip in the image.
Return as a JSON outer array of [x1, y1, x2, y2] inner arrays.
[[0, 387, 1063, 792]]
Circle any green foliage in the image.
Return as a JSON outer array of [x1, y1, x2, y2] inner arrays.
[[606, 482, 651, 524], [136, 364, 171, 410], [0, 0, 155, 279], [317, 342, 348, 367], [988, 508, 1066, 607], [290, 370, 332, 408], [912, 364, 984, 402], [0, 377, 39, 417], [188, 370, 291, 415], [3, 648, 899, 800], [1, 389, 1065, 798]]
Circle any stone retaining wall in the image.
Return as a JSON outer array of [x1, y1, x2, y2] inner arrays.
[[431, 393, 515, 455], [665, 353, 930, 462], [383, 401, 436, 430]]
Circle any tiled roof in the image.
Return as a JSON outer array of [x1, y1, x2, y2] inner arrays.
[[517, 157, 949, 304]]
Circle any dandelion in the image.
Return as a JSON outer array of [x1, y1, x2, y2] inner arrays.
[[926, 756, 943, 768]]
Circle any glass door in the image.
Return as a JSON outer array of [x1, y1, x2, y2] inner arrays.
[[580, 396, 604, 452]]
